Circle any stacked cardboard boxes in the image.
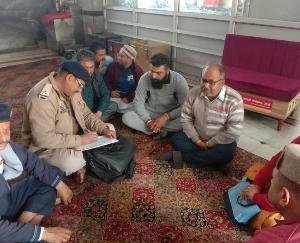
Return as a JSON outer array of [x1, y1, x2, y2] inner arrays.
[[129, 40, 171, 71]]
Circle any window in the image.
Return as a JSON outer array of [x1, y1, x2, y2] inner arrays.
[[106, 0, 244, 16], [180, 0, 233, 16], [106, 0, 135, 8], [138, 0, 174, 11]]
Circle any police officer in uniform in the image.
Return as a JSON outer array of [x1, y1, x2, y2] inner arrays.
[[22, 61, 116, 183]]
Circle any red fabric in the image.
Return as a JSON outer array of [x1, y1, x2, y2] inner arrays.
[[203, 0, 221, 7], [252, 193, 276, 212], [225, 66, 300, 101], [252, 136, 300, 211], [104, 62, 144, 102], [248, 221, 300, 243], [41, 12, 72, 26], [222, 34, 300, 101]]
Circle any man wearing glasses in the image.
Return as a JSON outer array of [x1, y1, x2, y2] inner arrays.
[[22, 61, 116, 183], [166, 63, 244, 169]]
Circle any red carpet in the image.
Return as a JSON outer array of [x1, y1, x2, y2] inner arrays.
[[0, 59, 267, 242]]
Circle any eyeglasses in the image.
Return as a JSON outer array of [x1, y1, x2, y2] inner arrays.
[[76, 78, 84, 88], [201, 78, 223, 86]]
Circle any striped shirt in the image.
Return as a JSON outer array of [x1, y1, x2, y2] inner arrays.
[[181, 85, 244, 147]]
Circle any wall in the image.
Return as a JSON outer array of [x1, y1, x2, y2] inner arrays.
[[0, 0, 54, 51], [104, 0, 300, 83], [78, 0, 104, 42]]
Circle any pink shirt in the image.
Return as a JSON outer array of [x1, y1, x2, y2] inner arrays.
[[248, 221, 300, 243]]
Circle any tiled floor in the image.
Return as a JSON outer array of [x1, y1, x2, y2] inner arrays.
[[238, 106, 300, 159]]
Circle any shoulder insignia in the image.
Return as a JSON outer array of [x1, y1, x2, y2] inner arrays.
[[39, 83, 52, 99]]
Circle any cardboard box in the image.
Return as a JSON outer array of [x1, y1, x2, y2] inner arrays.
[[129, 40, 171, 71]]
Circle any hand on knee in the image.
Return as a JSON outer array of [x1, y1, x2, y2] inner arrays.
[[18, 211, 44, 225]]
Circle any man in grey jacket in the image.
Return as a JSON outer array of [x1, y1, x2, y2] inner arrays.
[[0, 101, 72, 243], [122, 53, 189, 138], [169, 63, 244, 168]]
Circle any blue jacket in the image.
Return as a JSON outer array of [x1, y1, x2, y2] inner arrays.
[[0, 142, 63, 243]]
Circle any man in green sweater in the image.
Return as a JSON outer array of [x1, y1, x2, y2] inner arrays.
[[77, 49, 117, 121]]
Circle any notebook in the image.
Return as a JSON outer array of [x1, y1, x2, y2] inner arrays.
[[75, 136, 118, 151]]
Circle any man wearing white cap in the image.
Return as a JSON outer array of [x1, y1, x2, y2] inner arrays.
[[248, 144, 300, 242], [104, 44, 144, 113]]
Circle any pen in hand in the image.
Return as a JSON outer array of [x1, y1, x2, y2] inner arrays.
[[81, 128, 98, 144], [83, 128, 91, 134]]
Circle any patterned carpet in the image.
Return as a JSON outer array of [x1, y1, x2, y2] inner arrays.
[[0, 59, 267, 242]]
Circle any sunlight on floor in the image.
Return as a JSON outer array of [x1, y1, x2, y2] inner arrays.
[[238, 105, 300, 159]]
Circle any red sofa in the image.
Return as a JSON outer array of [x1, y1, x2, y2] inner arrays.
[[222, 34, 300, 130]]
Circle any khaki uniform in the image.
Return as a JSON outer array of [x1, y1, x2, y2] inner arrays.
[[22, 72, 108, 175]]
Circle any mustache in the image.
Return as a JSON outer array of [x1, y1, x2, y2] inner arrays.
[[0, 140, 10, 145]]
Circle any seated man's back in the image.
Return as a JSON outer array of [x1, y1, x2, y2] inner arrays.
[[248, 144, 300, 243]]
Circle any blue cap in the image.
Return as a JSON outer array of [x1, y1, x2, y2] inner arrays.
[[0, 101, 12, 122], [61, 61, 91, 82]]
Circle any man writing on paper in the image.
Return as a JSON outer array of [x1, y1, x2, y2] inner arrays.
[[22, 61, 116, 183]]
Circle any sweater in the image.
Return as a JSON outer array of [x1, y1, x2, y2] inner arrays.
[[104, 62, 144, 102], [181, 85, 244, 147], [133, 71, 189, 122], [82, 72, 111, 113]]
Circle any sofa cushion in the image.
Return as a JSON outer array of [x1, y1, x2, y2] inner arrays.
[[225, 66, 300, 102], [222, 34, 300, 79]]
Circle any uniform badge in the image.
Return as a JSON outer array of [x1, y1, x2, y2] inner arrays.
[[39, 83, 52, 99], [58, 101, 66, 113]]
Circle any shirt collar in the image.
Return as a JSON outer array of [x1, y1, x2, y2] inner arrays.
[[50, 72, 68, 101], [218, 86, 226, 101], [200, 85, 226, 102]]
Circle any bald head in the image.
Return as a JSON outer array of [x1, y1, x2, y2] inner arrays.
[[267, 145, 300, 219], [202, 63, 225, 80], [201, 63, 226, 100]]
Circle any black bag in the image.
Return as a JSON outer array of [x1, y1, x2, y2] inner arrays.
[[83, 135, 136, 182]]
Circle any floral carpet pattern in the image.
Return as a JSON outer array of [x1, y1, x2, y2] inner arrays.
[[0, 59, 268, 242]]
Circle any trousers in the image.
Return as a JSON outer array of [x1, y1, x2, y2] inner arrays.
[[170, 131, 237, 168]]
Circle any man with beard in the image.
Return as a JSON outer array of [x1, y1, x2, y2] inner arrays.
[[248, 144, 300, 243], [89, 42, 113, 75], [122, 53, 189, 138], [104, 44, 144, 113], [167, 63, 244, 168]]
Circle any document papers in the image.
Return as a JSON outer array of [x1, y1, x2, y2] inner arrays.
[[76, 136, 119, 151]]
